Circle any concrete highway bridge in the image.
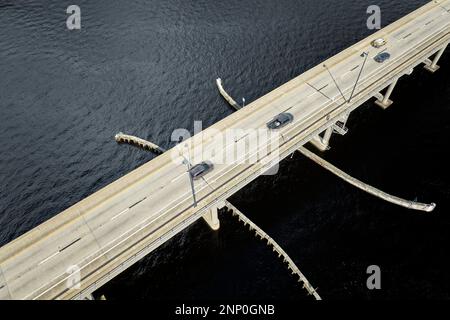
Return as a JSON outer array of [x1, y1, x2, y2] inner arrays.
[[0, 0, 449, 300]]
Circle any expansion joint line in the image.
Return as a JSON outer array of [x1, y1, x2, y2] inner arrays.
[[0, 266, 12, 299]]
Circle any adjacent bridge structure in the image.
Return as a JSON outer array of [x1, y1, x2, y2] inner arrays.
[[225, 201, 321, 300], [0, 0, 449, 300]]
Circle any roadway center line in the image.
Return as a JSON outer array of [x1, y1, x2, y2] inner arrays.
[[59, 238, 82, 252], [110, 197, 148, 221], [129, 197, 147, 209], [38, 252, 60, 266], [111, 208, 130, 221], [170, 172, 188, 183]]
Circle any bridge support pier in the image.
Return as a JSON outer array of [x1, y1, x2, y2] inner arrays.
[[309, 127, 333, 151], [375, 78, 398, 109], [321, 126, 333, 147], [202, 202, 224, 230], [424, 43, 448, 73], [84, 293, 95, 300], [310, 113, 349, 152]]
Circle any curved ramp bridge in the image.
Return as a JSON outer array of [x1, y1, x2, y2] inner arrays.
[[114, 133, 166, 154], [225, 201, 321, 300], [0, 0, 449, 300]]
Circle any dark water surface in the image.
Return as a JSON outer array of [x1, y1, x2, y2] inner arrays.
[[1, 0, 449, 299]]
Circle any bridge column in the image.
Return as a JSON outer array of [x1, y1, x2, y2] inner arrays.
[[202, 202, 224, 230], [375, 78, 398, 109], [321, 126, 333, 147], [309, 126, 333, 151], [424, 44, 448, 73], [309, 126, 333, 152], [340, 112, 349, 128], [84, 293, 95, 300], [332, 113, 349, 136]]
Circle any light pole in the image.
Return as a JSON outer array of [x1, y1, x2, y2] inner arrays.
[[179, 143, 197, 207]]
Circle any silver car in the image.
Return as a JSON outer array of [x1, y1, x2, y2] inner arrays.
[[371, 38, 387, 48]]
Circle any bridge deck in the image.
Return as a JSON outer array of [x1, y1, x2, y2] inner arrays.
[[0, 0, 449, 300]]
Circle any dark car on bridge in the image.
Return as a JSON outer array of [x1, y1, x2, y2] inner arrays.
[[266, 112, 294, 130], [374, 52, 391, 63], [189, 161, 214, 180]]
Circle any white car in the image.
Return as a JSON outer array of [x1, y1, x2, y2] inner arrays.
[[371, 38, 387, 48]]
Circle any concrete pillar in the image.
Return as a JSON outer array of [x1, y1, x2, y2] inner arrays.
[[424, 44, 448, 73], [309, 126, 334, 152], [340, 113, 349, 127], [321, 127, 333, 146], [375, 78, 398, 109], [84, 293, 94, 300], [202, 203, 223, 230], [309, 137, 328, 151]]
